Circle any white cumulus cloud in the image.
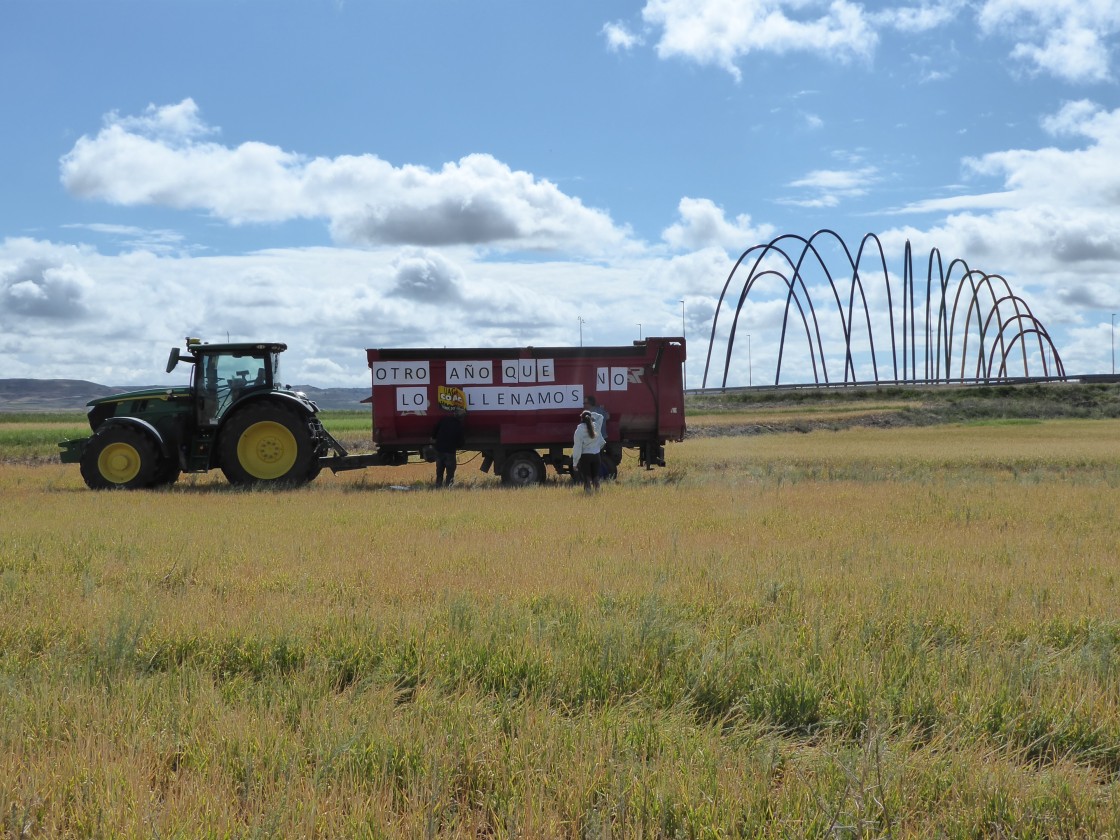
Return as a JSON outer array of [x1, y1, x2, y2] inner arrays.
[[781, 166, 878, 208], [872, 1, 964, 33], [60, 100, 631, 255], [662, 197, 775, 251], [641, 0, 879, 81], [978, 0, 1120, 81], [625, 0, 1120, 83], [603, 21, 643, 51], [0, 243, 93, 320]]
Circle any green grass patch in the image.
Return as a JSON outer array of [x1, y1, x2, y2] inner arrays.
[[689, 381, 1120, 424], [0, 411, 86, 424], [318, 409, 373, 435], [0, 424, 91, 461]]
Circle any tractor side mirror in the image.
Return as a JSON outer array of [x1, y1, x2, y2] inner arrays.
[[166, 347, 181, 373]]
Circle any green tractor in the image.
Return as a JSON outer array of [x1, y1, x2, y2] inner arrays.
[[60, 338, 333, 490]]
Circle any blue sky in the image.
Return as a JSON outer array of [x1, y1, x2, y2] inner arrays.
[[2, 0, 1120, 388]]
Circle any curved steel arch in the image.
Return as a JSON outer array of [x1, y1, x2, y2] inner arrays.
[[949, 269, 1015, 380], [707, 233, 831, 389], [703, 230, 1065, 388]]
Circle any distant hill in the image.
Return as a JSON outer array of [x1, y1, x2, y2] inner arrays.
[[285, 385, 371, 411], [0, 379, 370, 412], [0, 379, 122, 411]]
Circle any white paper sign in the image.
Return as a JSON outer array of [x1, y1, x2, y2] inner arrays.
[[372, 361, 429, 385], [446, 361, 493, 384], [596, 367, 629, 391], [501, 358, 555, 384], [395, 387, 429, 411], [464, 385, 582, 411]]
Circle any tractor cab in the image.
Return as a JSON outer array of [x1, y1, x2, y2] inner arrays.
[[167, 339, 287, 426]]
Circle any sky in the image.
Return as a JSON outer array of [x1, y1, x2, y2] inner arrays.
[[2, 0, 1120, 390]]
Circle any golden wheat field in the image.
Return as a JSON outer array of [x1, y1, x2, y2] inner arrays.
[[1, 416, 1119, 838]]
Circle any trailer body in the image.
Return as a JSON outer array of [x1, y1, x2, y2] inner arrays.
[[361, 337, 686, 484]]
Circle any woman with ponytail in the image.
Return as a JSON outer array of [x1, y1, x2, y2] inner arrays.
[[571, 409, 605, 493]]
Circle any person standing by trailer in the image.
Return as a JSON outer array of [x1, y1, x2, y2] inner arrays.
[[583, 395, 608, 438], [583, 394, 614, 478], [571, 410, 605, 493], [431, 409, 465, 487]]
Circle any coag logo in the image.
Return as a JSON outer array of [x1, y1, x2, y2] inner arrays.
[[438, 386, 466, 411]]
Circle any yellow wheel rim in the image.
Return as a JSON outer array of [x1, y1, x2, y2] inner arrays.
[[237, 420, 298, 480], [97, 442, 142, 484]]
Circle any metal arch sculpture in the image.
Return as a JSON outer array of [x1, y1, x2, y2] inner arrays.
[[702, 230, 1065, 388]]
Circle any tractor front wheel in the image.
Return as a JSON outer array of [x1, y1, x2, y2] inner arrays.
[[79, 425, 160, 490], [149, 459, 182, 488], [219, 405, 316, 487]]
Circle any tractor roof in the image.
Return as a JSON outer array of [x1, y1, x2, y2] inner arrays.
[[188, 342, 287, 355]]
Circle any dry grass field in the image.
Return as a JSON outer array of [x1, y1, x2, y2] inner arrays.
[[1, 411, 1118, 838]]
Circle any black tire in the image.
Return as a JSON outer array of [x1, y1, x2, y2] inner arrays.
[[219, 404, 316, 487], [500, 450, 545, 486], [79, 425, 160, 490], [600, 450, 619, 481], [148, 459, 182, 488]]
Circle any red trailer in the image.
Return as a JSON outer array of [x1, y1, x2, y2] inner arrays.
[[351, 337, 686, 484]]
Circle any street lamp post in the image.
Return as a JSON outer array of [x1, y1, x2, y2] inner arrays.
[[747, 334, 752, 387], [579, 316, 585, 347], [1112, 313, 1116, 375]]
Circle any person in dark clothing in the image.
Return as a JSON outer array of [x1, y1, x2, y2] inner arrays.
[[583, 394, 608, 437], [431, 410, 465, 487]]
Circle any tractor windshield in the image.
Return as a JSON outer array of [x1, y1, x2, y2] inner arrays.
[[197, 351, 271, 425]]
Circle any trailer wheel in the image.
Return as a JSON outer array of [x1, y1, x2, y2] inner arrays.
[[219, 404, 316, 487], [501, 450, 545, 486], [79, 425, 160, 490], [600, 450, 619, 481]]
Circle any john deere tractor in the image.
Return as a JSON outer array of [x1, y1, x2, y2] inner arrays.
[[60, 338, 333, 489]]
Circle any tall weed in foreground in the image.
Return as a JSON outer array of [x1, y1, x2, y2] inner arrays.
[[1, 421, 1119, 836]]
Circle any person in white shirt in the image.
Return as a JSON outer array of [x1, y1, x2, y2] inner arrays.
[[583, 394, 613, 478], [571, 410, 605, 493]]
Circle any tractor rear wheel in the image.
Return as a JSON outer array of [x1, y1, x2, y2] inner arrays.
[[500, 450, 546, 486], [219, 404, 316, 487], [79, 425, 160, 490]]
